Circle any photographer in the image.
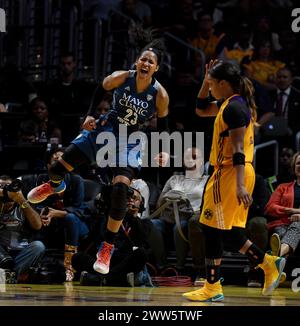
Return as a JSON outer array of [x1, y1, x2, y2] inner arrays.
[[23, 147, 89, 282], [72, 186, 153, 287], [0, 175, 45, 282]]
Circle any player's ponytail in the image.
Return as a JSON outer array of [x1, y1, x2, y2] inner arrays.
[[239, 76, 257, 123], [133, 27, 166, 65]]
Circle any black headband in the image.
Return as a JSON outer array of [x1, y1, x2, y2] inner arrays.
[[146, 47, 160, 61]]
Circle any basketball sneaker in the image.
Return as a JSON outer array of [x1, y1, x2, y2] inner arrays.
[[182, 280, 224, 302], [258, 253, 286, 296], [27, 181, 66, 204], [93, 241, 115, 275]]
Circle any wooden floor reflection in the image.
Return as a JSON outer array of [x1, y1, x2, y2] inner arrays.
[[0, 283, 299, 306]]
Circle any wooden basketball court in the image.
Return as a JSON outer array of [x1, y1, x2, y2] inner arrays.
[[0, 283, 299, 306]]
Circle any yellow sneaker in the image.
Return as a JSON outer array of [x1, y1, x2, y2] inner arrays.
[[182, 280, 224, 302], [259, 254, 286, 296]]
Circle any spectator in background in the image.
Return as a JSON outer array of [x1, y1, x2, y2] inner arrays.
[[252, 15, 281, 53], [118, 0, 152, 27], [42, 52, 95, 116], [93, 92, 113, 118], [72, 186, 154, 287], [0, 175, 45, 282], [276, 30, 300, 77], [83, 0, 121, 22], [31, 147, 89, 282], [242, 39, 285, 90], [20, 97, 62, 144], [265, 152, 300, 259], [148, 147, 208, 273], [270, 68, 300, 134], [17, 120, 38, 144], [219, 22, 254, 65], [255, 68, 300, 147], [276, 147, 295, 186], [189, 11, 225, 63]]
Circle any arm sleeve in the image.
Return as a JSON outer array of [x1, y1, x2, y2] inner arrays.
[[157, 116, 169, 132], [196, 95, 221, 110], [196, 97, 210, 110]]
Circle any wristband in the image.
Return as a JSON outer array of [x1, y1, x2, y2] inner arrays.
[[232, 152, 245, 166], [157, 116, 169, 132], [20, 200, 30, 209]]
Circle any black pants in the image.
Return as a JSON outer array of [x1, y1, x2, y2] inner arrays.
[[72, 248, 147, 286]]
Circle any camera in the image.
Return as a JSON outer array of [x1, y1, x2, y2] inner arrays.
[[127, 187, 134, 198], [1, 179, 23, 203]]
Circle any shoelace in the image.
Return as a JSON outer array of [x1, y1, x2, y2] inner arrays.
[[36, 183, 51, 194], [98, 244, 112, 263]]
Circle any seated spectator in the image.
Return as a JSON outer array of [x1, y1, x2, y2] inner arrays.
[[148, 147, 208, 273], [276, 147, 295, 186], [255, 68, 300, 147], [252, 15, 282, 53], [0, 175, 45, 282], [41, 52, 96, 116], [189, 11, 225, 63], [83, 0, 121, 22], [276, 30, 300, 77], [23, 147, 89, 282], [20, 97, 62, 144], [117, 0, 152, 27], [93, 91, 112, 118], [243, 39, 285, 90], [265, 152, 300, 258], [17, 120, 38, 144], [219, 22, 254, 65], [72, 186, 154, 287]]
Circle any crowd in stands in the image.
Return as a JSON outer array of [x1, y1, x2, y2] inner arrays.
[[0, 0, 299, 287]]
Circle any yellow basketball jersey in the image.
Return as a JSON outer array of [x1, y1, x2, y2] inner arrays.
[[209, 94, 254, 167]]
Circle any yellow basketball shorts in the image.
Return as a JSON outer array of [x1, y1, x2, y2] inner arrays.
[[200, 163, 255, 230]]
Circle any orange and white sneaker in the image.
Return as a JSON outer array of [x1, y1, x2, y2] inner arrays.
[[93, 241, 115, 275], [27, 181, 66, 204], [182, 280, 224, 302], [259, 253, 286, 296]]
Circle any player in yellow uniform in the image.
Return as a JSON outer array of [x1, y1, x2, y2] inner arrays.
[[183, 61, 286, 302]]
